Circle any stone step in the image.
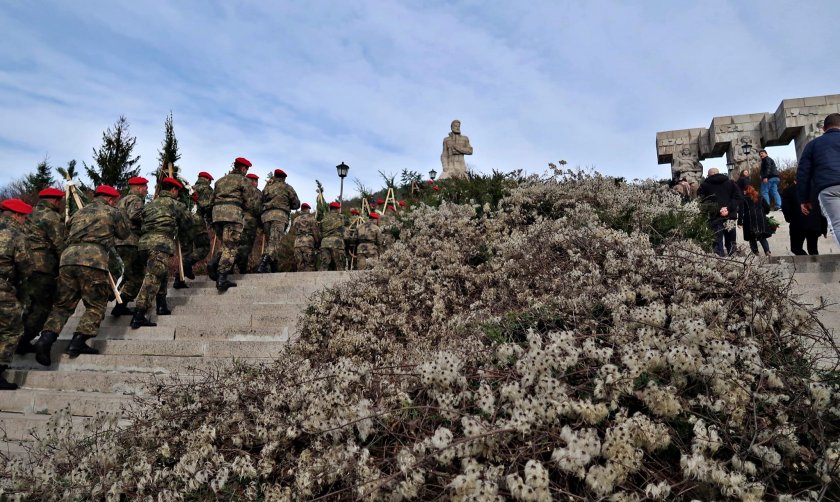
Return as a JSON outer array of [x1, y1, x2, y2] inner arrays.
[[0, 440, 31, 460], [0, 412, 87, 442], [164, 285, 327, 297], [63, 313, 297, 333], [4, 369, 157, 394], [9, 353, 273, 375], [44, 339, 289, 358], [53, 324, 295, 342], [0, 389, 131, 416]]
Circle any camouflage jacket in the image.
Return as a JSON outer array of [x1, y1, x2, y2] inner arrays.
[[25, 200, 66, 275], [243, 182, 263, 226], [61, 197, 130, 272], [188, 212, 211, 250], [138, 191, 191, 255], [115, 192, 145, 247], [319, 212, 345, 249], [0, 214, 34, 299], [194, 178, 214, 218], [262, 181, 300, 223], [357, 220, 382, 245], [212, 171, 249, 224], [292, 212, 320, 248]]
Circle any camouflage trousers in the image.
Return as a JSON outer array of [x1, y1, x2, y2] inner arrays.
[[43, 265, 111, 337], [318, 247, 346, 271], [213, 222, 243, 275], [135, 249, 170, 311], [21, 271, 57, 341], [355, 242, 379, 271], [264, 217, 289, 263], [117, 245, 144, 301], [236, 217, 259, 272], [294, 246, 317, 272], [0, 293, 23, 365], [188, 236, 211, 264]]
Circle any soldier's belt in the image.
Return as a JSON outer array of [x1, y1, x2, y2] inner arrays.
[[214, 201, 242, 208]]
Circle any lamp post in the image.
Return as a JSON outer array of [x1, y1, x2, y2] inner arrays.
[[741, 143, 752, 156], [336, 162, 349, 208], [429, 169, 437, 181], [726, 161, 735, 173]]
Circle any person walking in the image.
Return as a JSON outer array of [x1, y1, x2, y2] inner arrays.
[[738, 186, 772, 256], [319, 202, 346, 271], [209, 157, 251, 291], [291, 203, 319, 271], [355, 211, 382, 270], [111, 176, 148, 317], [759, 150, 782, 210], [697, 168, 742, 257], [782, 179, 826, 255], [0, 199, 34, 390], [797, 113, 840, 248], [193, 171, 215, 225], [258, 169, 300, 273], [236, 173, 262, 274]]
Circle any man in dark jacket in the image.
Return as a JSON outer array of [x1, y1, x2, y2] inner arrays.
[[759, 150, 781, 209], [798, 113, 840, 248], [697, 168, 742, 257], [782, 180, 825, 255]]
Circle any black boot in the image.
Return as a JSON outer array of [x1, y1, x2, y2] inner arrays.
[[15, 329, 37, 355], [156, 294, 172, 315], [33, 330, 59, 367], [66, 333, 100, 357], [216, 273, 237, 292], [183, 258, 195, 280], [130, 309, 157, 329], [256, 254, 271, 273], [236, 256, 249, 275], [0, 365, 18, 391], [172, 276, 189, 289], [111, 301, 133, 317], [208, 255, 220, 281]]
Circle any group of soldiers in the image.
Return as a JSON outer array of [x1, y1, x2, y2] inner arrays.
[[0, 156, 401, 389]]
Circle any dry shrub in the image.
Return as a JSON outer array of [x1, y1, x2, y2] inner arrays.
[[3, 172, 840, 501]]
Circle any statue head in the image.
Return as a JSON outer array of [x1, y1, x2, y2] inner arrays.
[[679, 146, 691, 156], [450, 120, 461, 134]]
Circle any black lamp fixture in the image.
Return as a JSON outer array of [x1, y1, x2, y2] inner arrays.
[[429, 169, 437, 181], [336, 162, 349, 208], [741, 143, 753, 156]]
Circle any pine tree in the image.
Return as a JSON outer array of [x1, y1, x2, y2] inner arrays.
[[56, 159, 87, 216], [84, 115, 141, 191], [156, 111, 181, 182], [23, 157, 56, 194]]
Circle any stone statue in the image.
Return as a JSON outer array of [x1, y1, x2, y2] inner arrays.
[[440, 119, 473, 180], [670, 146, 703, 199]]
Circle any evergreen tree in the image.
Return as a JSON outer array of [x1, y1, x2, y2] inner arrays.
[[84, 115, 141, 191], [55, 159, 79, 184], [156, 111, 181, 182], [23, 157, 56, 194], [56, 159, 88, 216]]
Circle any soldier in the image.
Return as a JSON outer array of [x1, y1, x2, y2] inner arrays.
[[292, 203, 320, 271], [193, 171, 215, 225], [111, 176, 149, 317], [259, 169, 300, 273], [356, 211, 382, 270], [209, 157, 252, 291], [235, 173, 262, 274], [17, 189, 66, 355], [319, 201, 346, 271], [0, 199, 34, 390], [33, 185, 129, 366], [131, 177, 191, 328], [380, 205, 398, 251], [174, 195, 212, 289]]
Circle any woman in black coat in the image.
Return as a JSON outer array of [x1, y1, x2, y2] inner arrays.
[[738, 186, 772, 255], [782, 180, 827, 255]]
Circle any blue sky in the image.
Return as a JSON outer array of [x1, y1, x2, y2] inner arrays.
[[1, 0, 839, 202]]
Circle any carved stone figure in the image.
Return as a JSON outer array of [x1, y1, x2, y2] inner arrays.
[[671, 147, 703, 184], [440, 120, 473, 180]]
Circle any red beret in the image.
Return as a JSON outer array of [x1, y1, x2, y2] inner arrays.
[[329, 201, 341, 209], [369, 211, 381, 220], [301, 203, 311, 210], [246, 173, 259, 180], [234, 157, 252, 168], [95, 185, 120, 197], [198, 171, 214, 181], [432, 185, 440, 191], [1, 198, 33, 215], [386, 205, 396, 211], [398, 200, 406, 207], [376, 199, 385, 205], [350, 208, 359, 215], [127, 176, 149, 186], [38, 188, 65, 198], [274, 169, 287, 177], [161, 177, 184, 189]]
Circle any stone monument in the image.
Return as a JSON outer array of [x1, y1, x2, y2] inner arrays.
[[440, 119, 473, 180]]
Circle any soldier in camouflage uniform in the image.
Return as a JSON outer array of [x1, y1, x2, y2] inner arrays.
[[210, 157, 252, 291], [193, 171, 215, 225], [319, 201, 346, 271], [259, 169, 300, 273], [379, 206, 399, 251], [17, 189, 66, 355], [235, 173, 263, 274], [356, 211, 382, 270], [0, 199, 34, 390], [174, 200, 211, 289], [131, 178, 191, 329], [291, 203, 320, 271], [111, 176, 148, 317], [34, 185, 129, 366]]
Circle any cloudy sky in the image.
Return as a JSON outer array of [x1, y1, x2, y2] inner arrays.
[[1, 0, 838, 202]]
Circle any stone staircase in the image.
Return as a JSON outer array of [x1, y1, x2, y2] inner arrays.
[[771, 254, 840, 338], [0, 271, 355, 459]]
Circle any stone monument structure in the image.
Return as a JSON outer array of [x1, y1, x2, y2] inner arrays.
[[657, 95, 840, 180], [440, 119, 473, 180]]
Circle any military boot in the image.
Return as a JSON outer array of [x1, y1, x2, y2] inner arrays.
[[66, 333, 100, 358], [207, 255, 220, 281], [236, 256, 249, 275], [111, 301, 134, 317], [256, 254, 271, 273], [172, 277, 189, 289], [0, 365, 18, 391], [183, 258, 196, 280], [216, 273, 237, 292], [33, 330, 59, 367], [130, 309, 157, 329], [156, 294, 172, 315], [14, 329, 37, 355]]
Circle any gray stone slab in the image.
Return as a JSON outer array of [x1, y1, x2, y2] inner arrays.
[[0, 389, 131, 416], [3, 369, 156, 394], [9, 353, 274, 374]]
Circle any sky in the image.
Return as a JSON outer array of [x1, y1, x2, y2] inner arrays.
[[1, 0, 839, 202]]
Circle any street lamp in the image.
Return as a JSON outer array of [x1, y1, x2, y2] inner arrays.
[[741, 143, 752, 156], [336, 162, 349, 208], [429, 169, 437, 181], [726, 161, 735, 172]]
